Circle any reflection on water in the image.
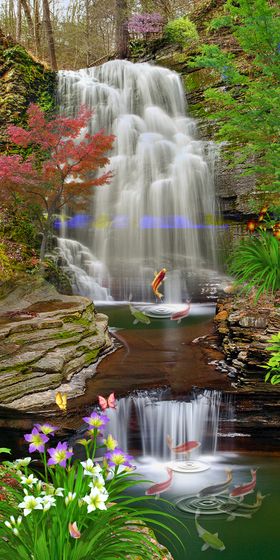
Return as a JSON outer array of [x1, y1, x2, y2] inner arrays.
[[131, 453, 279, 560]]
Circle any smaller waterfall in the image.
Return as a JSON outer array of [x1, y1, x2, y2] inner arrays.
[[104, 390, 222, 459], [57, 237, 112, 301]]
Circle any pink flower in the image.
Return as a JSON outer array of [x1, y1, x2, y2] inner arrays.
[[34, 423, 59, 436], [47, 442, 73, 468], [24, 428, 49, 453]]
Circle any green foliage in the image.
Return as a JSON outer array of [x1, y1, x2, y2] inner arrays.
[[0, 243, 12, 280], [191, 0, 280, 192], [0, 43, 55, 139], [165, 17, 198, 47], [0, 417, 184, 560], [0, 199, 40, 250], [228, 232, 280, 301], [262, 332, 280, 385], [207, 15, 232, 31]]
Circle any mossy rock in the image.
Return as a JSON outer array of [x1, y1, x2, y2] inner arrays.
[[0, 35, 56, 150]]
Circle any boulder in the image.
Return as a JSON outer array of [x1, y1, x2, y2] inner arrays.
[[0, 278, 113, 412]]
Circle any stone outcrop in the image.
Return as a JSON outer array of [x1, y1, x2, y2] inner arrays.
[[214, 293, 280, 379], [0, 278, 113, 412]]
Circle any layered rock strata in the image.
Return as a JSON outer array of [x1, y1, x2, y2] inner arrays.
[[0, 279, 112, 412]]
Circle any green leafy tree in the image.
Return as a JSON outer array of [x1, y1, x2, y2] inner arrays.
[[262, 332, 280, 385], [191, 0, 280, 192], [165, 16, 198, 47]]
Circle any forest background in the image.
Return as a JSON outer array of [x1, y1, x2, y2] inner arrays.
[[0, 0, 196, 69]]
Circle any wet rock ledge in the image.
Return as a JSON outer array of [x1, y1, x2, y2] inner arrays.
[[0, 278, 112, 412], [214, 293, 280, 378]]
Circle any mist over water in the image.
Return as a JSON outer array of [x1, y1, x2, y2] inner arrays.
[[58, 60, 218, 301]]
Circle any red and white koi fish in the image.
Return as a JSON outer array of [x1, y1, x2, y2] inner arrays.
[[167, 435, 201, 454], [98, 393, 116, 411], [145, 468, 173, 497], [230, 469, 257, 498], [151, 268, 167, 300], [170, 301, 191, 324]]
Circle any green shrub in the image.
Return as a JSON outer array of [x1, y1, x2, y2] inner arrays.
[[228, 231, 280, 301], [0, 243, 12, 280], [262, 332, 280, 385], [164, 17, 198, 47]]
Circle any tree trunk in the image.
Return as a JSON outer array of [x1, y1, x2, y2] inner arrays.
[[33, 0, 41, 57], [21, 0, 34, 45], [115, 0, 129, 59], [85, 0, 91, 67], [39, 231, 48, 262], [42, 0, 58, 70], [16, 0, 21, 42]]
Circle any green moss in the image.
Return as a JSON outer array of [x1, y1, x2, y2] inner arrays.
[[52, 330, 78, 340], [64, 315, 91, 328], [84, 348, 100, 365], [184, 68, 220, 93], [0, 41, 56, 149], [0, 243, 12, 281]]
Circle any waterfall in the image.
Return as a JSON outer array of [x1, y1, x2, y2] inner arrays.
[[104, 390, 222, 459], [57, 60, 218, 301]]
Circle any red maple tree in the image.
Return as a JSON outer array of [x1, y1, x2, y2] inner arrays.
[[0, 104, 114, 260]]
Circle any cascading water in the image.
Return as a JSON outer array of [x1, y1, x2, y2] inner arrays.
[[57, 60, 218, 302], [104, 390, 222, 459]]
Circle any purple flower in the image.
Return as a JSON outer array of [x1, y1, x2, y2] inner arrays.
[[24, 428, 49, 453], [82, 411, 109, 430], [47, 442, 73, 468], [128, 13, 164, 34], [34, 423, 59, 436], [104, 448, 133, 468]]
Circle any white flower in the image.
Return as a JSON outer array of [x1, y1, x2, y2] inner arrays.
[[5, 515, 23, 529], [18, 495, 43, 517], [65, 492, 76, 506], [82, 488, 108, 513], [20, 474, 38, 487], [42, 484, 64, 497], [12, 528, 19, 536], [89, 475, 108, 496], [14, 457, 32, 469], [81, 459, 102, 477], [41, 495, 56, 511]]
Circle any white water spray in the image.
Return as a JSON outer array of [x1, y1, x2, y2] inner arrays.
[[105, 390, 221, 459], [58, 60, 218, 301]]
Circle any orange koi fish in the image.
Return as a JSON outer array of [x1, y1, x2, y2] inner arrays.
[[167, 435, 201, 454], [151, 268, 167, 300], [170, 302, 191, 324], [145, 468, 173, 497], [230, 469, 257, 498]]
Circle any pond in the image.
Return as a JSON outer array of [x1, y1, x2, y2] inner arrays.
[[0, 303, 278, 559], [73, 304, 279, 560]]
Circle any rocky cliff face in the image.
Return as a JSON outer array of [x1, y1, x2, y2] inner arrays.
[[130, 0, 263, 218], [0, 279, 113, 412], [0, 30, 56, 149], [215, 294, 280, 376]]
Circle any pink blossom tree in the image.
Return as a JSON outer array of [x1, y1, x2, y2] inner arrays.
[[0, 104, 114, 261], [128, 13, 165, 37]]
